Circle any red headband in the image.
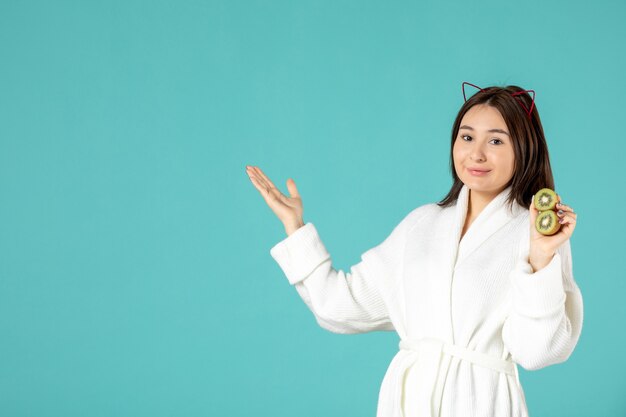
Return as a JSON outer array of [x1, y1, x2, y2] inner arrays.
[[462, 81, 536, 119]]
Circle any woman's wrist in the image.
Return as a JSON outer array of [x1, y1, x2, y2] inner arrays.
[[528, 251, 555, 273], [284, 219, 305, 236]]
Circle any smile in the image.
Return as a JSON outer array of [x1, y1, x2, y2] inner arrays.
[[467, 168, 491, 176]]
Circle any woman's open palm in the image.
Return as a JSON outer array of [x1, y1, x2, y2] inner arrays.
[[246, 165, 303, 226]]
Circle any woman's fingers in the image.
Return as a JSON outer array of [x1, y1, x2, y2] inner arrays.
[[247, 166, 274, 198], [557, 211, 577, 224], [247, 167, 270, 190], [556, 194, 575, 213], [248, 166, 269, 191], [286, 178, 300, 199], [555, 197, 576, 223], [554, 194, 577, 223], [246, 165, 290, 206], [556, 207, 577, 218], [246, 165, 304, 227], [253, 166, 278, 190], [248, 171, 267, 194]]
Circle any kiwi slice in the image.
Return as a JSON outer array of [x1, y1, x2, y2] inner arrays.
[[534, 188, 558, 211], [535, 210, 561, 235]]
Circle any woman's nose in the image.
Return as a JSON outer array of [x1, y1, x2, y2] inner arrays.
[[470, 145, 487, 161]]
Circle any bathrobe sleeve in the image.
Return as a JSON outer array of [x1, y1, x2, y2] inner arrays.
[[502, 238, 584, 370], [270, 210, 420, 334]]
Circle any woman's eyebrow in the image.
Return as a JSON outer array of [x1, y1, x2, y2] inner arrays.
[[459, 125, 510, 137]]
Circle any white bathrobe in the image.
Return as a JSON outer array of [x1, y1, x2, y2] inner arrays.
[[269, 183, 584, 417]]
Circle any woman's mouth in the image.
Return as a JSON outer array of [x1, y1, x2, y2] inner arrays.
[[467, 168, 491, 176]]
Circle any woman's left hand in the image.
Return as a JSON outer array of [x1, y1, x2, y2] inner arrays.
[[528, 193, 577, 272]]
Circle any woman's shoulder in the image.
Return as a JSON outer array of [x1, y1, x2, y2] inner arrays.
[[398, 202, 445, 231], [410, 201, 445, 217]]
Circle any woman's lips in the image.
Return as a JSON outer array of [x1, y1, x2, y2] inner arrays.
[[467, 168, 491, 176]]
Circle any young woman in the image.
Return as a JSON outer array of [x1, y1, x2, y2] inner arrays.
[[245, 82, 583, 417]]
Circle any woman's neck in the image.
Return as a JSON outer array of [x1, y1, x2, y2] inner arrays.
[[467, 189, 498, 219]]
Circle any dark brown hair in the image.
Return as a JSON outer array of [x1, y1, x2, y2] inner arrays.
[[436, 84, 555, 213]]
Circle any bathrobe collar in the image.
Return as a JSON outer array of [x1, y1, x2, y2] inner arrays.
[[453, 183, 526, 267]]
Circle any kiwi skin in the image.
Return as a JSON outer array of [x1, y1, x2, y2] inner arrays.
[[535, 210, 561, 235], [534, 188, 558, 211]]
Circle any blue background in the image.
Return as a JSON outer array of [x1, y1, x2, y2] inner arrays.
[[1, 0, 623, 416]]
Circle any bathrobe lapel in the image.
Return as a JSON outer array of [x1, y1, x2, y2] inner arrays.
[[401, 183, 526, 343], [452, 184, 524, 268]]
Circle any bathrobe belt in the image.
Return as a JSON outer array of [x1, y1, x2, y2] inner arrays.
[[397, 338, 516, 417]]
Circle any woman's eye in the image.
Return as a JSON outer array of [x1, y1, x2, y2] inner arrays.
[[460, 135, 503, 145]]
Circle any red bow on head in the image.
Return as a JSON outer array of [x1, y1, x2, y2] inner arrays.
[[462, 81, 536, 119]]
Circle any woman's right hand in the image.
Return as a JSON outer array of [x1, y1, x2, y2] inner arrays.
[[246, 165, 305, 235]]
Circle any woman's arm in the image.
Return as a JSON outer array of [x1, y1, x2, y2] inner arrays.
[[502, 239, 584, 370], [270, 209, 424, 334]]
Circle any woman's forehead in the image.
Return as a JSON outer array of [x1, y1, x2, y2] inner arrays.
[[460, 105, 508, 130]]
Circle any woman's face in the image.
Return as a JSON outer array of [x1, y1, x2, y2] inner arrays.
[[453, 104, 515, 195]]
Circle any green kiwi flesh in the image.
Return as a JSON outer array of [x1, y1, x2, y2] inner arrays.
[[535, 210, 561, 235], [534, 188, 558, 211]]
